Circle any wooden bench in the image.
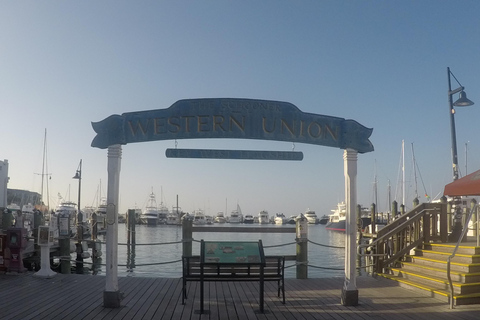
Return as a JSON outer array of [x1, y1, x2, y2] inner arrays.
[[182, 255, 285, 307]]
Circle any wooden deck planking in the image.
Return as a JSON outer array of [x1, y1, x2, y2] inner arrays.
[[1, 273, 480, 319]]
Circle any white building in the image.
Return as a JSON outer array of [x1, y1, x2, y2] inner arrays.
[[0, 160, 8, 208]]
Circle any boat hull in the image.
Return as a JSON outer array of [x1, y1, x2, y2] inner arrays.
[[325, 217, 371, 231]]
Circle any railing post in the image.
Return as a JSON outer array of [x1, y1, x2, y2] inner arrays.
[[447, 200, 453, 233], [440, 196, 448, 242], [391, 201, 398, 222], [413, 197, 419, 207], [295, 214, 308, 279], [471, 199, 477, 240], [59, 237, 71, 274], [182, 213, 193, 257]]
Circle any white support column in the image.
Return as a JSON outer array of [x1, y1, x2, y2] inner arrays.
[[341, 148, 359, 306], [104, 144, 122, 308]]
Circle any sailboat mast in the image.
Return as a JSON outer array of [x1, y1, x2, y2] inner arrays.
[[402, 140, 405, 207], [411, 143, 419, 200], [373, 160, 378, 213]]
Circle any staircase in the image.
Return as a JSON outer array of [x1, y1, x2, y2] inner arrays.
[[379, 242, 480, 305]]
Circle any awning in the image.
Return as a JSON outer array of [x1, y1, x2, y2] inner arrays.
[[444, 169, 480, 196]]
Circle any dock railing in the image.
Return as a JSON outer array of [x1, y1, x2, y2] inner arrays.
[[181, 216, 309, 279], [361, 202, 447, 275]]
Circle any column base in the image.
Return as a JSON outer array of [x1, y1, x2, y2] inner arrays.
[[341, 287, 358, 306], [103, 290, 123, 308]]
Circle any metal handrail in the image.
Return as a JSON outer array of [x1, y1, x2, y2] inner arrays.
[[447, 203, 478, 309], [360, 203, 445, 274], [359, 207, 431, 250]]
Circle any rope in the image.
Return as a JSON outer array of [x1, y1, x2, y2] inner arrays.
[[308, 239, 345, 249], [263, 241, 296, 248], [117, 240, 184, 246], [307, 264, 344, 270], [122, 259, 182, 267], [58, 258, 182, 267]]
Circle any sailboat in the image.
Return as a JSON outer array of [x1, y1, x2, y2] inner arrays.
[[229, 204, 243, 223]]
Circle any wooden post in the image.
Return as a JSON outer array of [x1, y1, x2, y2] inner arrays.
[[59, 237, 71, 274], [295, 215, 308, 279], [182, 214, 192, 257], [92, 212, 98, 241], [413, 197, 419, 207], [391, 201, 398, 222]]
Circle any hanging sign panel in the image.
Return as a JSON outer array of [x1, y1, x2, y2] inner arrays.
[[91, 98, 373, 153], [165, 148, 304, 160]]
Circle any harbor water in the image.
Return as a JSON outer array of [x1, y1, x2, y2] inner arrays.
[[91, 223, 347, 279]]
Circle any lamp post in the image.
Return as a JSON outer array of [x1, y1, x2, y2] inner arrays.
[[447, 67, 474, 242], [73, 159, 83, 273], [447, 67, 474, 182]]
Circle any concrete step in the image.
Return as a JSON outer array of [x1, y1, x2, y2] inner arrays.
[[406, 255, 480, 273], [379, 273, 480, 305], [400, 261, 480, 284], [423, 243, 480, 255], [391, 267, 480, 295], [414, 248, 480, 264]]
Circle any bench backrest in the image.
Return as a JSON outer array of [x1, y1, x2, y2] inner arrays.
[[183, 255, 285, 278]]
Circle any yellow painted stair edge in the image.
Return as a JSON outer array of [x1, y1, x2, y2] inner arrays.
[[379, 273, 480, 300]]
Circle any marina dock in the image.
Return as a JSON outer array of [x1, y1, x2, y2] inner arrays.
[[1, 273, 479, 319]]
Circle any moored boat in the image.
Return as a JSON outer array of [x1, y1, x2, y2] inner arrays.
[[192, 209, 207, 225], [304, 209, 318, 224], [274, 213, 286, 225], [243, 214, 254, 224], [318, 215, 329, 225], [287, 215, 297, 224], [325, 201, 371, 231], [229, 205, 243, 223], [166, 206, 182, 225], [140, 191, 159, 226], [214, 212, 227, 223], [258, 210, 269, 224]]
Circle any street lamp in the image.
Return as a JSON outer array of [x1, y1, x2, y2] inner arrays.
[[447, 67, 474, 242], [73, 159, 83, 273], [448, 67, 474, 182]]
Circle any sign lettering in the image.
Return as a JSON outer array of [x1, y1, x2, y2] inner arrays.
[[91, 98, 373, 153]]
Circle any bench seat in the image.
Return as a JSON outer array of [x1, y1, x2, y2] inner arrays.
[[182, 255, 285, 305]]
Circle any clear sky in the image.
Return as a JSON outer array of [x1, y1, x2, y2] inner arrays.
[[1, 1, 479, 217]]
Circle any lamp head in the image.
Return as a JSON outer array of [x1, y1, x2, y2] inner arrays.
[[453, 91, 474, 107], [73, 171, 81, 179]]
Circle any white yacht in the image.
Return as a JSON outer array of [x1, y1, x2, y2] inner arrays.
[[214, 212, 227, 223], [243, 214, 254, 224], [157, 203, 169, 225], [304, 208, 318, 224], [192, 209, 207, 225], [274, 213, 286, 225], [229, 205, 243, 223], [53, 200, 79, 236], [258, 210, 269, 224], [140, 191, 159, 226], [166, 206, 182, 225]]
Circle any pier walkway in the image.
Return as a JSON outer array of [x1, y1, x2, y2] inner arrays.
[[1, 273, 479, 319]]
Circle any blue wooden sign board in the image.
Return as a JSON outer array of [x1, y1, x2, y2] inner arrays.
[[91, 98, 373, 153], [165, 148, 303, 160]]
